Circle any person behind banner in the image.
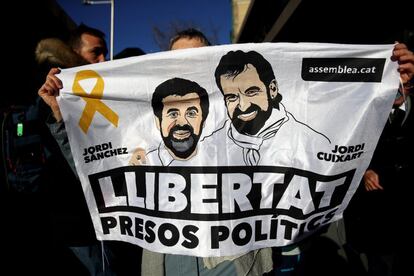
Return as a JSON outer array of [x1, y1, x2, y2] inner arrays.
[[38, 23, 108, 123], [37, 23, 141, 276], [344, 44, 414, 276], [130, 77, 209, 166], [169, 28, 211, 50]]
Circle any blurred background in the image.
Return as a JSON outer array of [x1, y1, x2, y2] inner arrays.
[[5, 0, 413, 106]]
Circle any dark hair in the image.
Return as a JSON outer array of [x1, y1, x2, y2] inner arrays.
[[169, 28, 211, 50], [69, 23, 108, 55], [214, 50, 282, 105], [114, 47, 146, 59], [152, 78, 209, 124]]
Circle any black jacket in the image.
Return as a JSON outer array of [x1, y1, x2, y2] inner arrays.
[[369, 95, 414, 191], [345, 95, 414, 253], [36, 38, 95, 245]]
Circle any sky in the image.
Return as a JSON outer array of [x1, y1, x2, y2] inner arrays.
[[57, 0, 232, 57]]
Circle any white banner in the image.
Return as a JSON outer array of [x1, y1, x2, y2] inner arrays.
[[57, 43, 399, 257]]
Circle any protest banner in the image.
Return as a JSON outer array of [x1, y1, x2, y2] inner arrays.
[[57, 43, 399, 257]]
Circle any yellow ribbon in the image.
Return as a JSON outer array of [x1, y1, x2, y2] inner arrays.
[[72, 70, 119, 134]]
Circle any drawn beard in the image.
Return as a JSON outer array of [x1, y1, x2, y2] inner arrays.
[[231, 103, 272, 135], [163, 124, 200, 159]]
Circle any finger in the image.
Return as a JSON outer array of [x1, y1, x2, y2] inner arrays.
[[364, 180, 372, 191], [392, 47, 411, 62], [398, 62, 414, 73], [367, 176, 382, 190], [46, 67, 63, 88], [395, 53, 414, 64], [38, 84, 48, 96], [38, 83, 52, 96], [47, 74, 63, 90], [43, 82, 58, 95], [393, 43, 407, 51], [49, 67, 61, 75], [373, 182, 384, 190], [393, 50, 413, 61]]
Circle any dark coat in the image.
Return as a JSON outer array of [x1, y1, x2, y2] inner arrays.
[[345, 95, 414, 253], [35, 38, 95, 246]]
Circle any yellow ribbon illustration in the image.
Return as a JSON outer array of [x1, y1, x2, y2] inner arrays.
[[72, 70, 119, 134]]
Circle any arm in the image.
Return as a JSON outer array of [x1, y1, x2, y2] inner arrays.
[[39, 68, 78, 177], [364, 43, 414, 192]]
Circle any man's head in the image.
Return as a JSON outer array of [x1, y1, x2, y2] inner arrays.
[[152, 78, 209, 159], [214, 50, 281, 135], [69, 23, 108, 64], [169, 28, 211, 50]]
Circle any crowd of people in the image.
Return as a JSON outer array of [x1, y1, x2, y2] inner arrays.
[[5, 21, 414, 276]]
